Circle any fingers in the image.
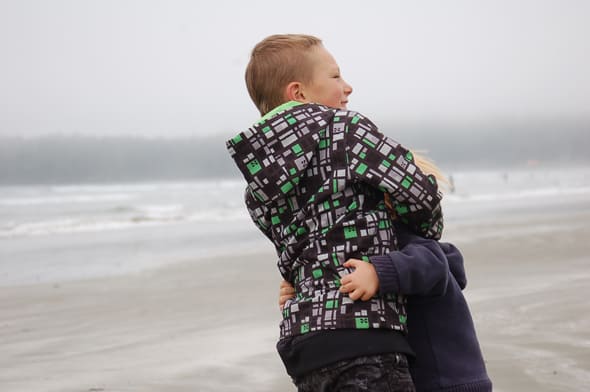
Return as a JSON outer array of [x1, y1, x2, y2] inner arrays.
[[280, 285, 296, 295], [340, 275, 357, 293], [279, 280, 295, 297], [340, 275, 352, 286], [360, 291, 373, 301], [280, 279, 293, 289], [340, 278, 375, 301], [278, 291, 295, 308], [348, 288, 363, 301], [340, 280, 360, 298], [279, 286, 295, 299], [340, 259, 360, 286], [278, 280, 296, 310], [343, 258, 362, 268], [344, 287, 373, 301], [279, 293, 295, 308]]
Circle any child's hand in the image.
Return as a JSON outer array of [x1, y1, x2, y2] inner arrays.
[[279, 279, 296, 310], [339, 259, 379, 301]]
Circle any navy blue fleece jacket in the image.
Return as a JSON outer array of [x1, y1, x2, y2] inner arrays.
[[370, 227, 492, 392]]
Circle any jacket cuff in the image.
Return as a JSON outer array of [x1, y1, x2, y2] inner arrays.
[[370, 254, 401, 296]]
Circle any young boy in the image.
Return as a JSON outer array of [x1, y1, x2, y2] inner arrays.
[[226, 34, 443, 391]]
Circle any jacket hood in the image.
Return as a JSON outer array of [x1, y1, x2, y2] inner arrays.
[[226, 102, 334, 203]]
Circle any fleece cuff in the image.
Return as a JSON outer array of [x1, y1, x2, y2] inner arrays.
[[370, 254, 401, 296]]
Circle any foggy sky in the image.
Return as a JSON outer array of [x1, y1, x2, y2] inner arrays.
[[1, 0, 589, 139]]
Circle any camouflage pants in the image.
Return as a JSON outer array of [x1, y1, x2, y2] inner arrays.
[[293, 353, 415, 392]]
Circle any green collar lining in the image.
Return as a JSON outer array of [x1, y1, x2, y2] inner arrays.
[[258, 101, 303, 124]]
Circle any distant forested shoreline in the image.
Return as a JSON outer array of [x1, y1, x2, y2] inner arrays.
[[1, 122, 588, 185], [0, 136, 238, 184]]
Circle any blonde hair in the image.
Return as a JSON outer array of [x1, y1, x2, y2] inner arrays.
[[385, 152, 448, 215], [245, 34, 323, 116], [413, 152, 449, 192]]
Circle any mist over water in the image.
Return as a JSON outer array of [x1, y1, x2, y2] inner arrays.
[[1, 120, 588, 185]]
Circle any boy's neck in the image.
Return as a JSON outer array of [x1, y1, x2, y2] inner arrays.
[[259, 101, 303, 123]]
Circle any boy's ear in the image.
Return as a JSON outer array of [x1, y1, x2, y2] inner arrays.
[[284, 82, 306, 102]]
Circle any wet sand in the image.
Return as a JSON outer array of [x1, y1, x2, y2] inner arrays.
[[1, 200, 590, 391]]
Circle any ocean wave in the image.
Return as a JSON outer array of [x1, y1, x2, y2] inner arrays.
[[0, 205, 249, 238], [1, 218, 157, 237], [2, 171, 589, 237], [0, 193, 136, 206], [445, 186, 590, 203], [0, 179, 246, 207], [50, 179, 245, 193]]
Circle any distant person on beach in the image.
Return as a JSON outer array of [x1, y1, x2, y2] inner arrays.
[[280, 220, 492, 391], [227, 34, 443, 391]]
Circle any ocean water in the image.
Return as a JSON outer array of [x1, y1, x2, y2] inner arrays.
[[1, 166, 589, 287]]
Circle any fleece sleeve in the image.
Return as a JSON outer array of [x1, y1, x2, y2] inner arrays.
[[370, 226, 449, 297], [439, 242, 467, 290], [344, 113, 443, 239]]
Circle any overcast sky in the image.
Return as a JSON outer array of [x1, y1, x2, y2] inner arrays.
[[1, 0, 589, 139]]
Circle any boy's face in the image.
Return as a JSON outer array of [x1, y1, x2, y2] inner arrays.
[[301, 45, 353, 110]]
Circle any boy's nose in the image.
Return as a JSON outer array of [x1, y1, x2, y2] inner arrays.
[[344, 81, 353, 95]]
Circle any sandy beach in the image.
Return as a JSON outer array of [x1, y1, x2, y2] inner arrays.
[[2, 195, 590, 391]]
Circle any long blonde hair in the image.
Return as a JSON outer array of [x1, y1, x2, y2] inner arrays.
[[413, 151, 449, 193]]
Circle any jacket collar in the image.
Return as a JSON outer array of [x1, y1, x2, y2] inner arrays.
[[258, 101, 304, 124]]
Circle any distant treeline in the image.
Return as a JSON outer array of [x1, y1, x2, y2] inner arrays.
[[391, 120, 590, 170], [0, 121, 588, 184], [0, 136, 239, 184]]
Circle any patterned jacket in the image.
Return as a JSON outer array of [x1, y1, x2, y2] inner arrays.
[[227, 101, 443, 340]]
